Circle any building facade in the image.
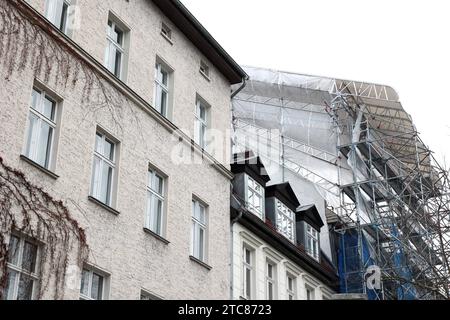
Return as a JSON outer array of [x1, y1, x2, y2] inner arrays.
[[0, 0, 246, 300], [230, 152, 338, 300]]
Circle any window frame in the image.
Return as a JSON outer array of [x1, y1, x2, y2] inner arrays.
[[194, 98, 209, 149], [4, 234, 40, 300], [242, 245, 254, 300], [160, 22, 172, 43], [105, 17, 126, 79], [305, 223, 320, 261], [45, 0, 72, 35], [140, 289, 163, 300], [265, 259, 277, 300], [90, 130, 118, 207], [191, 198, 208, 263], [244, 175, 265, 219], [305, 284, 315, 301], [286, 273, 296, 300], [79, 267, 107, 300], [154, 62, 170, 117], [275, 199, 295, 243], [145, 167, 166, 236], [199, 60, 210, 80], [24, 87, 59, 170]]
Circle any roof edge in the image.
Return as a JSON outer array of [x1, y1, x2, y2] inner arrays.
[[152, 0, 247, 84]]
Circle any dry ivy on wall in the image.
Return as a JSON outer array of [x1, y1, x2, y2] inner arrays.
[[0, 0, 142, 133], [0, 157, 89, 299]]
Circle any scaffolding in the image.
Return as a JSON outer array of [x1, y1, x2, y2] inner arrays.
[[232, 66, 450, 300]]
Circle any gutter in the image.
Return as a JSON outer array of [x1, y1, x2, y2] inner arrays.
[[231, 75, 249, 99]]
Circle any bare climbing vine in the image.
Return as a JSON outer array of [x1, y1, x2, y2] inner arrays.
[[0, 0, 143, 134], [0, 0, 146, 299], [0, 157, 89, 299]]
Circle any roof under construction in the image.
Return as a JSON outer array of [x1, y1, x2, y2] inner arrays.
[[232, 66, 450, 300]]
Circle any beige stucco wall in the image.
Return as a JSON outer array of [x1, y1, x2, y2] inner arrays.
[[26, 0, 232, 157], [1, 0, 234, 299]]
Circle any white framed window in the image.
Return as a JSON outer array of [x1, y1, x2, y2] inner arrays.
[[191, 199, 207, 262], [245, 175, 264, 219], [305, 285, 315, 300], [286, 274, 296, 300], [199, 60, 210, 79], [194, 98, 209, 149], [90, 131, 117, 207], [145, 168, 166, 236], [3, 234, 39, 300], [275, 200, 295, 242], [265, 260, 277, 300], [154, 62, 170, 117], [45, 0, 72, 34], [24, 87, 58, 170], [242, 245, 254, 300], [140, 290, 163, 300], [80, 267, 108, 300], [160, 22, 172, 42], [105, 18, 125, 79], [305, 224, 319, 261]]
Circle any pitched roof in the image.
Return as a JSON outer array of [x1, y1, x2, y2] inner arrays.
[[151, 0, 247, 84]]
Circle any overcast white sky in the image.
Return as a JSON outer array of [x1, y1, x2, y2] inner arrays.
[[181, 0, 450, 166]]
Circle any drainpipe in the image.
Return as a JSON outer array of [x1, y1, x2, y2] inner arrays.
[[230, 192, 244, 300], [231, 76, 249, 99]]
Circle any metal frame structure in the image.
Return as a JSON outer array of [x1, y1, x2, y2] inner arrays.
[[232, 66, 450, 300]]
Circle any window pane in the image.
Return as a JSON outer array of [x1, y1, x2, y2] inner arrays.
[[114, 50, 122, 77], [103, 139, 114, 161], [7, 235, 20, 266], [198, 104, 206, 121], [155, 85, 163, 114], [80, 269, 90, 297], [42, 96, 56, 121], [268, 282, 273, 300], [245, 248, 251, 264], [198, 227, 204, 261], [106, 43, 116, 74], [31, 89, 40, 110], [288, 277, 293, 290], [267, 264, 273, 278], [245, 268, 251, 298], [199, 205, 206, 224], [36, 122, 53, 168], [114, 26, 123, 45], [160, 90, 167, 116], [17, 274, 33, 300], [95, 133, 103, 154], [4, 270, 17, 300], [161, 69, 168, 86], [91, 156, 101, 197], [152, 173, 164, 195], [59, 2, 68, 32], [21, 241, 38, 273], [25, 113, 39, 160], [91, 273, 103, 300], [151, 197, 163, 235], [100, 165, 113, 205], [190, 220, 196, 256]]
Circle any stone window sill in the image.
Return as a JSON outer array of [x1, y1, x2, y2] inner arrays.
[[20, 155, 59, 179], [189, 255, 212, 271], [88, 196, 120, 216], [143, 228, 170, 245]]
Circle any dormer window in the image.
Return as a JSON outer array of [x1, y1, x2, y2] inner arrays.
[[275, 200, 295, 243], [245, 175, 264, 219], [305, 224, 319, 261]]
